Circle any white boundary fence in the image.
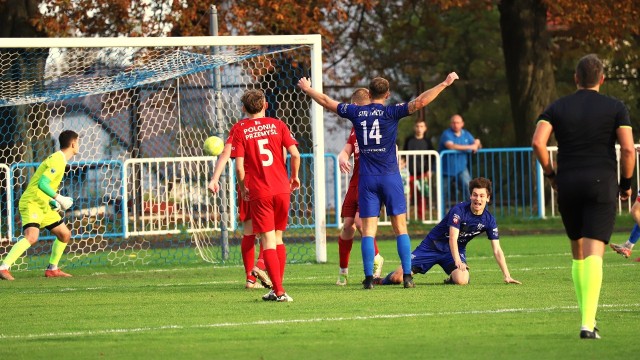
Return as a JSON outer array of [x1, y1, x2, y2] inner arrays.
[[122, 156, 233, 237]]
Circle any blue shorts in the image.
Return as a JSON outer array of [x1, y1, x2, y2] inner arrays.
[[410, 240, 467, 275], [358, 173, 406, 218]]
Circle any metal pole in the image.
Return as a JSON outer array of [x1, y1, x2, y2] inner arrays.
[[210, 5, 229, 260]]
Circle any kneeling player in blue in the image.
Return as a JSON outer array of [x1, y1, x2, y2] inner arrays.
[[377, 177, 521, 285]]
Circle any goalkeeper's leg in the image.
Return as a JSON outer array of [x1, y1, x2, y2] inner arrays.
[[0, 225, 42, 280], [45, 223, 72, 278]]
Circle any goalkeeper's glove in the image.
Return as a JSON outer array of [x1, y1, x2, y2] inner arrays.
[[49, 200, 61, 211], [54, 194, 73, 211]]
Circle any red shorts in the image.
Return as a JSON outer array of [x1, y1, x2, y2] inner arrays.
[[238, 193, 251, 222], [341, 184, 359, 218], [250, 193, 290, 233]]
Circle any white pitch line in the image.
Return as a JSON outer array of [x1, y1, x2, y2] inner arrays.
[[1, 303, 638, 341]]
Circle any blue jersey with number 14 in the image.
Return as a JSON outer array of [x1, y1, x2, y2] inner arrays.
[[337, 102, 409, 176]]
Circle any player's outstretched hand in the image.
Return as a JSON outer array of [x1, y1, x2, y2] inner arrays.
[[290, 177, 301, 191], [297, 77, 311, 92], [54, 194, 73, 211], [443, 72, 459, 87], [504, 276, 522, 285]]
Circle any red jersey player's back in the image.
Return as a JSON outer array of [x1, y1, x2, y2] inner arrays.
[[233, 117, 299, 201]]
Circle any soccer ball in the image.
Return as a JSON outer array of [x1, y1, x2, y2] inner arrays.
[[203, 136, 224, 156]]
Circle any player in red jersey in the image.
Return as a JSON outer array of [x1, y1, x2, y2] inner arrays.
[[207, 123, 272, 290], [336, 88, 384, 286], [233, 89, 301, 302]]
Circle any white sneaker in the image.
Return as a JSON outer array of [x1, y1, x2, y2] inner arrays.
[[373, 254, 384, 278], [336, 269, 348, 286]]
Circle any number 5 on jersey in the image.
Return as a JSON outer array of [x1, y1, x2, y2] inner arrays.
[[258, 139, 273, 166]]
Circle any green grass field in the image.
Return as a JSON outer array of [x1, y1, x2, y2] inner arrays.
[[1, 232, 639, 359]]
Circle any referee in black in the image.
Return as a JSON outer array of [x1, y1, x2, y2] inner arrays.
[[532, 54, 635, 339]]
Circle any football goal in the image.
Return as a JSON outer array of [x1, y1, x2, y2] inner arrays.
[[0, 35, 327, 270]]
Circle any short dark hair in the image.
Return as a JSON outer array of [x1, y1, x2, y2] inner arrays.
[[469, 177, 492, 197], [350, 88, 369, 105], [59, 130, 79, 149], [369, 77, 389, 100], [414, 118, 426, 125], [241, 89, 265, 114], [575, 54, 604, 88]]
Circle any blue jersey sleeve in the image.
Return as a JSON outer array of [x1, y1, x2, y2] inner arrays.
[[337, 103, 358, 119], [447, 203, 465, 230], [486, 214, 499, 240]]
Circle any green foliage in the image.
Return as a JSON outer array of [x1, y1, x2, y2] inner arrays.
[[1, 233, 638, 359]]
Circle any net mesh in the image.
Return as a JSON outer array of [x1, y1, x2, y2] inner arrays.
[[0, 41, 319, 270]]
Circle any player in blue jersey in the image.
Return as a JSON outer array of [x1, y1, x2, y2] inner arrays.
[[376, 177, 521, 286], [298, 72, 459, 289]]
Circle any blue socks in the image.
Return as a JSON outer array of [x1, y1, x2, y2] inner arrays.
[[629, 224, 640, 244], [361, 236, 375, 277], [396, 233, 412, 275]]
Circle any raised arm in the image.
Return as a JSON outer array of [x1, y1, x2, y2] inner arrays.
[[297, 77, 339, 113], [490, 240, 521, 284], [407, 72, 459, 114]]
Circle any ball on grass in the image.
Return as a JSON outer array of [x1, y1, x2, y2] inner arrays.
[[203, 136, 224, 156]]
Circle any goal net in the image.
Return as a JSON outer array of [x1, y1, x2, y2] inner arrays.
[[0, 36, 327, 271]]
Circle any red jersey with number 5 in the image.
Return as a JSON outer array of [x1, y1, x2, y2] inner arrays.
[[233, 117, 298, 201]]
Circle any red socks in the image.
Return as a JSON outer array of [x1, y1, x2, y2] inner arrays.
[[338, 237, 353, 269], [373, 238, 380, 256], [241, 235, 256, 282], [276, 244, 286, 282], [256, 242, 266, 270], [263, 249, 284, 295]]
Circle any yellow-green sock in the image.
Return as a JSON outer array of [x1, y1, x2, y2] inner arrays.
[[572, 259, 584, 314], [2, 237, 31, 267], [581, 255, 603, 331], [49, 239, 68, 267]]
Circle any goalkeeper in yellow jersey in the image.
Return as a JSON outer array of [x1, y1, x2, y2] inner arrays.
[[0, 130, 79, 280]]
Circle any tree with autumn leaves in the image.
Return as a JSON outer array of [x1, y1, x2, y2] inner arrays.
[[0, 0, 638, 147]]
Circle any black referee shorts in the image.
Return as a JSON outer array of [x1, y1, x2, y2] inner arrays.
[[556, 169, 618, 243]]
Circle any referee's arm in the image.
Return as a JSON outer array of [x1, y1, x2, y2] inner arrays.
[[617, 126, 635, 200], [531, 120, 554, 176]]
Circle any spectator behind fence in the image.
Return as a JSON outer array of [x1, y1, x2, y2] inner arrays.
[[438, 114, 481, 205], [403, 118, 434, 219]]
